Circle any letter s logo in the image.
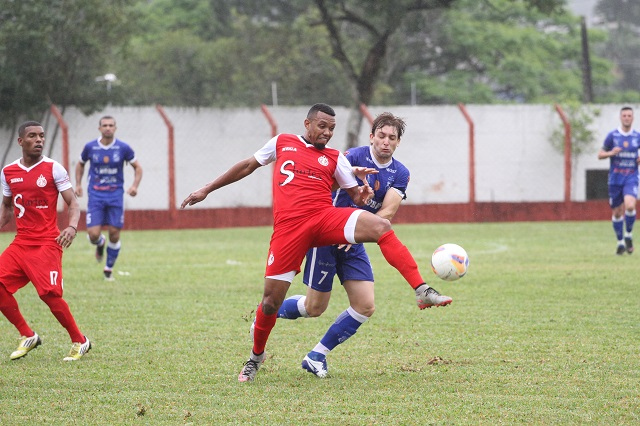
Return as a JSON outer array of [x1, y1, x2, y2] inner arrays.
[[280, 160, 295, 186], [14, 194, 25, 218]]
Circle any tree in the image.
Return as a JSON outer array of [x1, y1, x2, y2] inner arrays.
[[593, 0, 640, 102], [386, 0, 613, 105], [0, 0, 138, 129], [235, 0, 573, 147]]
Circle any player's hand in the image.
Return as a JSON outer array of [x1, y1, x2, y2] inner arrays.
[[181, 189, 208, 208], [127, 186, 138, 197], [74, 187, 83, 197], [337, 243, 353, 252], [56, 226, 77, 248], [611, 147, 622, 156], [352, 182, 373, 206], [352, 166, 378, 182]]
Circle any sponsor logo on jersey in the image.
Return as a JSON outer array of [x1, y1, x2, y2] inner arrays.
[[10, 178, 23, 183], [98, 167, 118, 175], [268, 252, 275, 266], [282, 147, 297, 152]]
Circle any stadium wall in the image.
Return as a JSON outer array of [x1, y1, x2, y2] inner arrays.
[[0, 104, 628, 231]]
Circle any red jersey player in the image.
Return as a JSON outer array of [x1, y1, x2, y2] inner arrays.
[[181, 104, 452, 382], [0, 121, 91, 361]]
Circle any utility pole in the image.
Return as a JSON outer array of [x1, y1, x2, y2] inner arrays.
[[580, 16, 593, 103]]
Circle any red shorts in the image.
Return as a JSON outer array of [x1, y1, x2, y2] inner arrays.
[[0, 242, 64, 297], [265, 206, 360, 277]]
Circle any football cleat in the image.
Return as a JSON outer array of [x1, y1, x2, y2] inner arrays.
[[10, 333, 42, 360], [301, 352, 328, 378], [625, 237, 633, 254], [616, 244, 626, 255], [103, 268, 115, 281], [238, 352, 265, 382], [63, 336, 92, 361], [415, 284, 452, 309]]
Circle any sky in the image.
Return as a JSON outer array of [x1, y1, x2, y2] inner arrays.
[[567, 0, 599, 22]]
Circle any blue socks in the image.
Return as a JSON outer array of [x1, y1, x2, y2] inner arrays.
[[106, 241, 121, 269], [315, 307, 368, 356], [277, 295, 307, 319]]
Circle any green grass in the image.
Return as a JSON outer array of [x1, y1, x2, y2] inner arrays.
[[0, 222, 638, 424]]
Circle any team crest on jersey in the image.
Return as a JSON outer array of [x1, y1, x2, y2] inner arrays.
[[268, 252, 275, 265], [318, 155, 329, 166], [36, 174, 47, 187]]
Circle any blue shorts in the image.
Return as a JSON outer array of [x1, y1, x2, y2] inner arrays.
[[302, 244, 374, 292], [86, 192, 124, 228], [609, 178, 639, 209]]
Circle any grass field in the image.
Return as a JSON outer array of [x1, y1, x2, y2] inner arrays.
[[0, 221, 638, 425]]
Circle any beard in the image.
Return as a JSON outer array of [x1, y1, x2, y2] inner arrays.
[[313, 142, 326, 150]]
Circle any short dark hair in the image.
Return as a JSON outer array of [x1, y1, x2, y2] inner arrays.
[[99, 115, 116, 126], [621, 106, 633, 113], [307, 103, 335, 119], [371, 112, 406, 139], [18, 121, 42, 138]]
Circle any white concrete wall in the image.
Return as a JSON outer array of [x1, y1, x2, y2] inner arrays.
[[1, 104, 635, 209]]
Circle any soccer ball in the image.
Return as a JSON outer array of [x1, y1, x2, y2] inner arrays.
[[431, 243, 469, 281]]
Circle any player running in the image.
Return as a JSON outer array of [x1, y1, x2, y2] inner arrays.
[[0, 121, 91, 361], [598, 106, 640, 255], [75, 116, 143, 280]]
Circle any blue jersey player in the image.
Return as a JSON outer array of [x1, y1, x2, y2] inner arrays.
[[274, 112, 451, 378], [598, 106, 640, 255], [75, 116, 143, 279]]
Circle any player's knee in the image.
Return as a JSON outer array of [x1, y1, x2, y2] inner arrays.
[[353, 303, 374, 318], [260, 299, 280, 316], [374, 217, 392, 238], [305, 304, 326, 317]]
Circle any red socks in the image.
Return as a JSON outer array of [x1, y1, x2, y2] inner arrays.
[[377, 230, 425, 289], [40, 294, 85, 343], [253, 303, 277, 355], [0, 285, 33, 337]]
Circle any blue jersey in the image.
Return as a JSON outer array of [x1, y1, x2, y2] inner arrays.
[[333, 145, 410, 213], [79, 138, 136, 197], [602, 129, 640, 186], [303, 145, 410, 290]]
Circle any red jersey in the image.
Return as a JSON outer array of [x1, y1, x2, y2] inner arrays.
[[253, 134, 357, 222], [1, 156, 72, 245]]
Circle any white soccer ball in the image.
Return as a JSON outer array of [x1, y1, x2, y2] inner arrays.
[[431, 243, 469, 281]]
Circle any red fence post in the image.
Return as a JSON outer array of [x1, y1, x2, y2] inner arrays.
[[261, 104, 278, 137], [457, 104, 476, 213], [554, 104, 572, 204], [359, 103, 374, 126], [155, 105, 177, 224]]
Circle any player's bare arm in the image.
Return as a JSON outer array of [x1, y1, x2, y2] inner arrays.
[[598, 147, 622, 159], [74, 162, 85, 197], [55, 188, 80, 248], [127, 161, 143, 197], [181, 156, 263, 208], [376, 189, 403, 221], [0, 195, 13, 229]]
